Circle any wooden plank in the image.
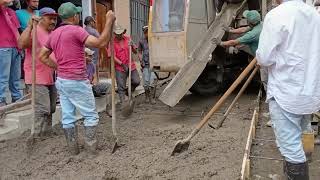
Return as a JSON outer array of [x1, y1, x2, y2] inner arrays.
[[240, 89, 262, 180], [158, 1, 248, 107]]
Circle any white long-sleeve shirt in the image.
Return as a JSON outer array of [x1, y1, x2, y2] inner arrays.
[[256, 0, 320, 114]]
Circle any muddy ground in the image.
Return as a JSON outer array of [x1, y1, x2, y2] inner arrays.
[[0, 89, 258, 180]]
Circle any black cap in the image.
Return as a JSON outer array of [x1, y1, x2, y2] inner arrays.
[[84, 16, 95, 25]]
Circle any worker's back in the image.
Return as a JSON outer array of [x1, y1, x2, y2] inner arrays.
[[257, 0, 320, 114]]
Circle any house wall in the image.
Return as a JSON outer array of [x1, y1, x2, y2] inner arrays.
[[114, 0, 131, 35]]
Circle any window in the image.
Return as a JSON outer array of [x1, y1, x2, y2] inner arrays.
[[130, 0, 149, 44], [152, 0, 186, 32]]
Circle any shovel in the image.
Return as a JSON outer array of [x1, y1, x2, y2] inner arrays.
[[121, 41, 135, 117], [171, 58, 257, 156], [26, 19, 38, 148], [209, 65, 259, 129], [110, 26, 121, 154]]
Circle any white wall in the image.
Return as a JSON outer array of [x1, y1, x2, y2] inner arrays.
[[82, 0, 92, 26]]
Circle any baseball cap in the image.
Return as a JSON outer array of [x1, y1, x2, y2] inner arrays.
[[85, 48, 95, 56], [243, 10, 261, 25], [58, 2, 82, 19], [142, 25, 148, 32], [39, 7, 58, 16], [84, 16, 96, 25]]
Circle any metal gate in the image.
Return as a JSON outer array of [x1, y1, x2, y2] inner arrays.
[[130, 0, 150, 44]]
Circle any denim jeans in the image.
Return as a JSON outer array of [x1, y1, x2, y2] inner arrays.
[[55, 78, 99, 129], [0, 48, 22, 103], [142, 67, 156, 88], [115, 69, 140, 97], [269, 98, 308, 163]]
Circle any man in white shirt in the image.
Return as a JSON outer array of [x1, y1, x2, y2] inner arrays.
[[256, 0, 320, 179]]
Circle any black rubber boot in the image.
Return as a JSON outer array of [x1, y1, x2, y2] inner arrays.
[[144, 87, 150, 103], [63, 127, 79, 155], [106, 94, 112, 117], [284, 161, 309, 180], [84, 126, 98, 155], [40, 114, 53, 137], [149, 87, 156, 104]]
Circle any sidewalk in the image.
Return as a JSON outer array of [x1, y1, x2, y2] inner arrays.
[[0, 78, 145, 141]]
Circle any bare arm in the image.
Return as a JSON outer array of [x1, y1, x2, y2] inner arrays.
[[220, 39, 240, 47], [114, 56, 123, 65], [18, 25, 32, 49], [229, 26, 250, 34], [85, 11, 116, 48], [39, 47, 57, 69]]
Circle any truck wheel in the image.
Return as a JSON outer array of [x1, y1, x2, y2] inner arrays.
[[189, 66, 224, 96]]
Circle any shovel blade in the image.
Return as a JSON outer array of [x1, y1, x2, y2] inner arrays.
[[171, 139, 190, 156], [121, 100, 135, 117], [112, 140, 120, 154]]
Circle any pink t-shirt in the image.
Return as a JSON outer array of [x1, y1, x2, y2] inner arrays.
[[108, 36, 136, 72], [45, 24, 89, 80], [0, 6, 20, 48], [24, 25, 56, 85]]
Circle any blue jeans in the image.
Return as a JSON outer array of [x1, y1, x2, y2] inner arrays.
[[0, 48, 22, 103], [55, 78, 99, 129], [269, 98, 307, 163], [142, 67, 156, 87]]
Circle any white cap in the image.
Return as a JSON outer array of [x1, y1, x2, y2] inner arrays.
[[85, 48, 94, 56]]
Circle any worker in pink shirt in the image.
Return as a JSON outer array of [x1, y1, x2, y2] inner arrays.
[[39, 2, 115, 155], [0, 0, 22, 107], [111, 25, 140, 105], [18, 7, 58, 145]]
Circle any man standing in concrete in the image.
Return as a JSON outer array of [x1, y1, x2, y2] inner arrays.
[[256, 0, 320, 179], [138, 26, 156, 104], [0, 0, 22, 107], [16, 0, 39, 32], [220, 10, 267, 91], [18, 7, 58, 143], [39, 2, 115, 155], [112, 25, 140, 105], [84, 16, 100, 65]]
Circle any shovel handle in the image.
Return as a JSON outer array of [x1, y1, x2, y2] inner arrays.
[[31, 19, 38, 135], [216, 65, 259, 129], [110, 24, 117, 137], [188, 58, 257, 140], [128, 41, 132, 99]]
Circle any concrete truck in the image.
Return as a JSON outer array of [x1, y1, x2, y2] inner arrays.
[[149, 0, 272, 107]]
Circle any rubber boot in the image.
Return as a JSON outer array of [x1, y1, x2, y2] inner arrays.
[[117, 94, 125, 109], [84, 126, 98, 155], [40, 114, 53, 137], [283, 161, 309, 180], [26, 115, 45, 147], [106, 94, 112, 117], [63, 127, 79, 155], [149, 87, 156, 104], [144, 87, 150, 103]]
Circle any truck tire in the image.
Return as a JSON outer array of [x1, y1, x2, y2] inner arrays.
[[189, 66, 224, 96]]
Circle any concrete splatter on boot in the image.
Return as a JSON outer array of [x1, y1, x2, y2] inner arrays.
[[40, 115, 53, 137], [149, 87, 156, 105], [144, 87, 150, 103], [284, 161, 309, 180], [63, 127, 79, 155], [106, 94, 112, 117], [84, 126, 98, 155]]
